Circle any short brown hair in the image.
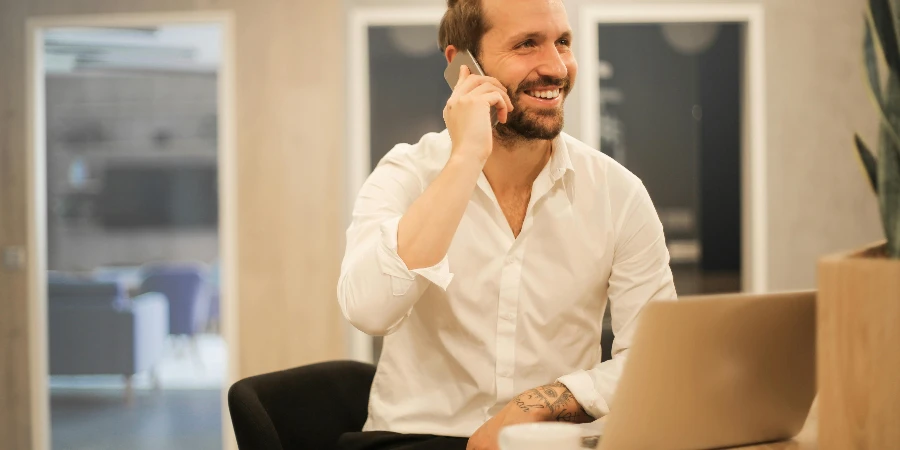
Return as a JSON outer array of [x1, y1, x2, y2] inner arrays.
[[438, 0, 490, 58]]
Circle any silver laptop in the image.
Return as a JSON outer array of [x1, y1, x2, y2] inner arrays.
[[598, 291, 816, 450]]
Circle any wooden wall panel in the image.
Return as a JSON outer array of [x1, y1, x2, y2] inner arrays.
[[1, 0, 36, 447], [0, 0, 890, 446]]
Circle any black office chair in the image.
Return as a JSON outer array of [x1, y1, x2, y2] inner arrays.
[[228, 360, 376, 450]]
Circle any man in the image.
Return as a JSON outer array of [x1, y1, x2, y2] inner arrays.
[[337, 0, 676, 448]]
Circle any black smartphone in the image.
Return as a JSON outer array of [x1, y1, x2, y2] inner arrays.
[[443, 49, 499, 127]]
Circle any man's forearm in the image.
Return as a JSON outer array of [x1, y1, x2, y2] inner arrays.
[[397, 154, 482, 270], [511, 381, 594, 423]]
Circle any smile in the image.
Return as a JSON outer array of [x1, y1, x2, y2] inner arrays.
[[524, 88, 561, 99]]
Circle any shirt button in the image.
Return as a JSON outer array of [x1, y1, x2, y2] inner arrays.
[[505, 255, 515, 264], [501, 312, 515, 321]]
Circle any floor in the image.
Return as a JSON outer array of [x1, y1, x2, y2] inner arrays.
[[50, 333, 227, 391], [51, 389, 222, 450], [50, 334, 226, 450]]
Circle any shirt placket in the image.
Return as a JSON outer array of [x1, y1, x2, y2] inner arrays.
[[495, 242, 523, 404], [490, 162, 560, 406]]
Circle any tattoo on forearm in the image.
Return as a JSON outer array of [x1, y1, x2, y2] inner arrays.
[[512, 381, 591, 423], [513, 389, 552, 413], [550, 390, 579, 422]]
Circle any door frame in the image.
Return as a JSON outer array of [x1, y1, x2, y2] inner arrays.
[[345, 6, 446, 364], [577, 3, 768, 293], [25, 11, 239, 450]]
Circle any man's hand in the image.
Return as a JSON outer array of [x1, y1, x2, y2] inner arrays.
[[443, 64, 513, 164], [466, 382, 593, 450]]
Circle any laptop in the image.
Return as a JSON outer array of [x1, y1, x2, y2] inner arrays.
[[597, 291, 817, 450]]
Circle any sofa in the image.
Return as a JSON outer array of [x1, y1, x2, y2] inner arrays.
[[48, 278, 169, 398]]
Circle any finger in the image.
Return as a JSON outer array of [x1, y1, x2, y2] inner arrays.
[[498, 87, 513, 115], [469, 84, 512, 122], [497, 100, 509, 124], [481, 76, 509, 98], [448, 65, 473, 104], [455, 72, 504, 97], [467, 82, 501, 96], [455, 64, 471, 91], [454, 73, 487, 96], [482, 92, 509, 123], [470, 76, 514, 112]]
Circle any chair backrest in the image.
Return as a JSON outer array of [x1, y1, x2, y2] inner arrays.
[[228, 361, 376, 450], [140, 265, 207, 335]]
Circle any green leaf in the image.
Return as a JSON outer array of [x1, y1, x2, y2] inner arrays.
[[865, 18, 883, 105], [863, 14, 900, 157], [868, 0, 900, 76], [866, 86, 900, 156], [878, 128, 900, 257], [854, 134, 880, 193], [881, 60, 900, 170]]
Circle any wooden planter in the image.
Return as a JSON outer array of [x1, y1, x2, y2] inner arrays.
[[818, 241, 900, 449]]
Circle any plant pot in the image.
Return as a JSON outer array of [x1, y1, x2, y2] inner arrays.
[[817, 241, 900, 449]]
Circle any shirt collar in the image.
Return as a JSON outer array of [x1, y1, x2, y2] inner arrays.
[[469, 133, 577, 204], [549, 133, 576, 203]]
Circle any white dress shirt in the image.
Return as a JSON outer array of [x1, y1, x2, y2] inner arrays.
[[338, 130, 677, 437]]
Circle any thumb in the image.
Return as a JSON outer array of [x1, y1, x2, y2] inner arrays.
[[456, 63, 472, 89]]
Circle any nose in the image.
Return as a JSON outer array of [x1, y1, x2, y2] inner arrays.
[[537, 45, 568, 81]]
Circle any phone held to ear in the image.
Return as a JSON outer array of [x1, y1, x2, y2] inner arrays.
[[443, 49, 500, 127]]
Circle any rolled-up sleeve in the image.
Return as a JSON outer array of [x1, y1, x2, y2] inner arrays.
[[557, 182, 677, 418], [338, 149, 454, 336]]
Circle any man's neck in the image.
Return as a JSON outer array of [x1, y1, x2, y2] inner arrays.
[[482, 136, 553, 193]]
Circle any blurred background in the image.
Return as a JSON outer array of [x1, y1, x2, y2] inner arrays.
[[43, 25, 225, 449], [0, 0, 883, 449]]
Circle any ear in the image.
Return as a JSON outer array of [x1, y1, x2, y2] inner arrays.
[[444, 45, 459, 64]]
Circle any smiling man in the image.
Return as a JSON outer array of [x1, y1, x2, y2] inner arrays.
[[336, 0, 676, 449]]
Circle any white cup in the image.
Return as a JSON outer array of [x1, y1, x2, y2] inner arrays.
[[498, 422, 584, 450]]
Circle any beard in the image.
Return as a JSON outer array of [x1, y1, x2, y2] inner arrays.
[[494, 75, 572, 143]]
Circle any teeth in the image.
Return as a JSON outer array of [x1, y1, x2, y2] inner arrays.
[[529, 89, 560, 99]]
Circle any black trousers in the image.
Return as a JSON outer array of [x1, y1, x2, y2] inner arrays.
[[229, 361, 471, 450], [337, 431, 468, 450]]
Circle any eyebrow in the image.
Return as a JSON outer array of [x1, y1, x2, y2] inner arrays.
[[507, 30, 573, 46]]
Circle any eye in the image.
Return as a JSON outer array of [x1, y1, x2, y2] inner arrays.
[[516, 39, 536, 49], [557, 38, 571, 47]]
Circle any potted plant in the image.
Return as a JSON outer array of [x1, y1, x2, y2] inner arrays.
[[817, 0, 900, 447]]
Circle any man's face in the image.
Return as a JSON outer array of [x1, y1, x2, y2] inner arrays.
[[477, 0, 577, 141]]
